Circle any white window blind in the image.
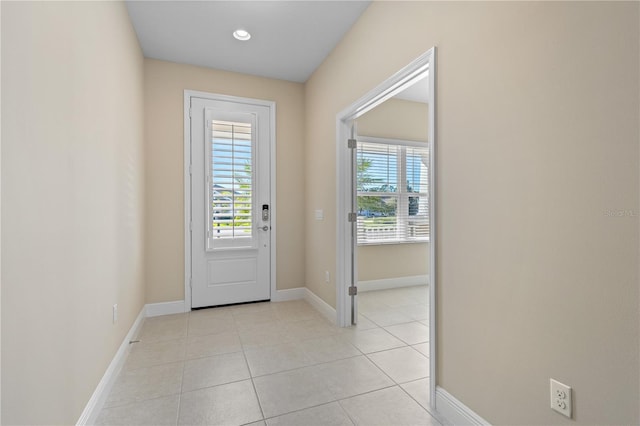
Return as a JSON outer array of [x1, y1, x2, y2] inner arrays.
[[209, 120, 253, 243], [357, 139, 429, 244]]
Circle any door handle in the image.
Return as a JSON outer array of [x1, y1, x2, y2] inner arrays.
[[259, 225, 269, 231]]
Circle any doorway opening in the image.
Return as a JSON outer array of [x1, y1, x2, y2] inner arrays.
[[335, 48, 436, 406]]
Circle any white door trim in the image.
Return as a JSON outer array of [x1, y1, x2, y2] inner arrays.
[[335, 47, 437, 408], [184, 90, 276, 311]]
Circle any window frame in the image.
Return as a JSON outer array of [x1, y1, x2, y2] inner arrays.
[[356, 135, 429, 246]]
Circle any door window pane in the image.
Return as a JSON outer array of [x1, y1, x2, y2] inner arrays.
[[210, 120, 253, 242]]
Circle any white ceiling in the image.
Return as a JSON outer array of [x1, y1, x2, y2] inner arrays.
[[394, 77, 429, 104], [126, 1, 371, 83]]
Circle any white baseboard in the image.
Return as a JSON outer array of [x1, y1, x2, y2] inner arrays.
[[271, 287, 306, 302], [145, 300, 186, 317], [435, 386, 490, 426], [148, 291, 307, 310], [304, 288, 337, 325], [76, 308, 146, 425], [358, 275, 428, 292]]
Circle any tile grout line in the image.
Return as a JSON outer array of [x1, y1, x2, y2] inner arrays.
[[397, 380, 441, 424], [337, 383, 398, 401], [98, 393, 183, 412], [240, 338, 267, 423], [256, 382, 402, 423], [261, 399, 358, 425], [248, 351, 363, 380], [175, 313, 192, 424], [335, 399, 357, 426], [363, 347, 405, 387], [101, 361, 186, 410], [174, 393, 182, 426]]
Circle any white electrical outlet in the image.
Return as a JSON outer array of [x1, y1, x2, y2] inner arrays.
[[113, 304, 118, 324], [325, 271, 330, 283], [550, 378, 572, 418]]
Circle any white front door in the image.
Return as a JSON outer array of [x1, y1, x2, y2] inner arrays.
[[190, 95, 272, 308]]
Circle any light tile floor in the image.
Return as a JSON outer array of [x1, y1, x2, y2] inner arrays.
[[96, 285, 437, 425]]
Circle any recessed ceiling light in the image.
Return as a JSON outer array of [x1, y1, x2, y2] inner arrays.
[[233, 29, 251, 41]]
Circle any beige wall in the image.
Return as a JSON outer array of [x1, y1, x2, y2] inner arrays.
[[305, 2, 639, 424], [357, 98, 430, 281], [357, 97, 428, 142], [144, 59, 305, 303], [1, 2, 145, 424], [358, 243, 428, 282]]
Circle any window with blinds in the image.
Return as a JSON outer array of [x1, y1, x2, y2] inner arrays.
[[209, 119, 254, 245], [357, 139, 429, 244]]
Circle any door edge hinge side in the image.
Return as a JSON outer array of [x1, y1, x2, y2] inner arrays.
[[189, 221, 192, 231], [347, 138, 357, 149], [189, 108, 192, 118], [348, 212, 357, 222], [348, 286, 358, 296]]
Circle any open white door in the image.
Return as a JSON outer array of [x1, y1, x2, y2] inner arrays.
[[190, 96, 272, 308]]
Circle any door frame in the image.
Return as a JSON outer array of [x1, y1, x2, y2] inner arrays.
[[335, 48, 436, 405], [183, 90, 276, 312]]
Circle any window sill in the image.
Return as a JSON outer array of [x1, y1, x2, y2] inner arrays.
[[357, 238, 430, 247]]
